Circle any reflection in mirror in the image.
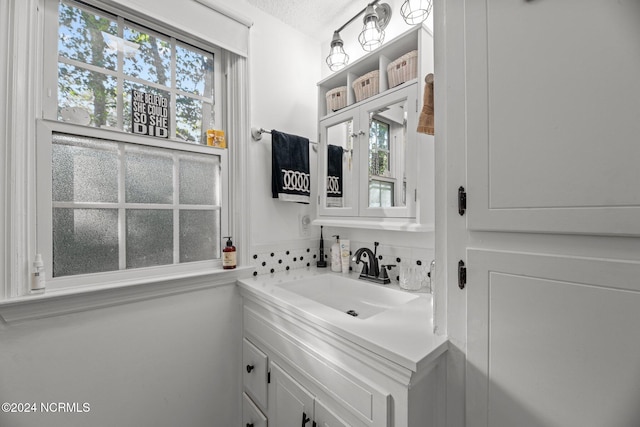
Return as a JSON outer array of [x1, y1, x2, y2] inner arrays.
[[368, 99, 407, 208], [325, 119, 354, 208]]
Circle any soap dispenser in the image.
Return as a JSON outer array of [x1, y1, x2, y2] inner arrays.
[[317, 226, 327, 268], [331, 235, 341, 272], [223, 236, 236, 269]]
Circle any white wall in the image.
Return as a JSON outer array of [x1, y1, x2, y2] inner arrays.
[[244, 5, 322, 249], [0, 285, 241, 427], [196, 0, 323, 252]]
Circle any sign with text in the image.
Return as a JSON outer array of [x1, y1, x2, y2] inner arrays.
[[131, 89, 169, 138]]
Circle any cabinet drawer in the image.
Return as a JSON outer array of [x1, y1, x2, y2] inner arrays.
[[242, 392, 267, 427], [243, 338, 268, 410]]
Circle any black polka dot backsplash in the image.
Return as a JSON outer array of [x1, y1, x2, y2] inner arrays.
[[251, 246, 319, 276], [250, 240, 434, 290]]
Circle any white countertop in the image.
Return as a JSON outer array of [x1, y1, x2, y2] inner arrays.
[[238, 268, 448, 372]]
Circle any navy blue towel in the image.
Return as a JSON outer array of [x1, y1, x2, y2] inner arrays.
[[326, 144, 343, 207], [271, 130, 310, 203]]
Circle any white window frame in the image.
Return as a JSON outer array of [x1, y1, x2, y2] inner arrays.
[[36, 0, 231, 292], [36, 120, 230, 291]]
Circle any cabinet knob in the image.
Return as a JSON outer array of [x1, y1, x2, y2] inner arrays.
[[246, 364, 255, 373], [246, 424, 254, 427], [350, 132, 358, 138], [358, 130, 366, 136]]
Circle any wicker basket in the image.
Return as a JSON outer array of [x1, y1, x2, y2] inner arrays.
[[325, 86, 347, 112], [352, 70, 380, 103], [387, 50, 418, 88]]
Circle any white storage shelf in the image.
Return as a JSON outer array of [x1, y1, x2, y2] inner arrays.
[[318, 24, 429, 119]]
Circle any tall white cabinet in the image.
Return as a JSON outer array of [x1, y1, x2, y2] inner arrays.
[[445, 0, 640, 426]]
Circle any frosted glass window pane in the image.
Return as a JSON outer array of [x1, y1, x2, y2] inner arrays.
[[125, 145, 173, 204], [179, 210, 220, 262], [179, 154, 220, 205], [126, 209, 173, 268], [53, 135, 119, 203], [53, 208, 119, 277]]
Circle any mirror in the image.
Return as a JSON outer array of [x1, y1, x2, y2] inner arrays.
[[325, 118, 355, 209], [319, 85, 416, 220], [367, 99, 407, 208]]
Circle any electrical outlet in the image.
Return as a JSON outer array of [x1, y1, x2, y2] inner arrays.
[[299, 214, 311, 237]]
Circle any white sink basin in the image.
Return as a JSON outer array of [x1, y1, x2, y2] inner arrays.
[[276, 274, 419, 319]]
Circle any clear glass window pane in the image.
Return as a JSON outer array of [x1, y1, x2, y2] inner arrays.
[[123, 24, 171, 87], [58, 63, 118, 128], [58, 2, 118, 72], [123, 81, 171, 134], [125, 145, 173, 204], [179, 210, 220, 262], [176, 95, 207, 143], [179, 154, 220, 205], [53, 208, 119, 277], [126, 209, 173, 268], [176, 44, 214, 97], [53, 135, 119, 203], [369, 119, 391, 177]]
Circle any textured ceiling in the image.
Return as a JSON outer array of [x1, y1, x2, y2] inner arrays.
[[246, 0, 366, 41]]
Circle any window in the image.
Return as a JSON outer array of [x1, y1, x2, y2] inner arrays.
[[368, 118, 394, 208], [55, 0, 218, 142], [38, 0, 228, 289], [51, 133, 222, 277]]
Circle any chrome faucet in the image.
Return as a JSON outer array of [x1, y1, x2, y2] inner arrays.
[[351, 242, 393, 284]]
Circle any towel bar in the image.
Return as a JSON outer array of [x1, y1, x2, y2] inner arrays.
[[251, 127, 318, 152], [251, 127, 318, 145]]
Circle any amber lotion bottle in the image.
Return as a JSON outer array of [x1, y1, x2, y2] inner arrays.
[[223, 236, 237, 269]]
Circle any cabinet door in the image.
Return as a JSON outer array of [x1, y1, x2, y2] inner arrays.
[[358, 86, 417, 218], [466, 250, 640, 427], [268, 362, 315, 427], [314, 399, 351, 427], [243, 338, 268, 410], [464, 0, 640, 235], [318, 108, 360, 217], [242, 392, 268, 427]]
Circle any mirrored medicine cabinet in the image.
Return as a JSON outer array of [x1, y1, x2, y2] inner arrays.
[[315, 24, 434, 231], [318, 85, 417, 219]]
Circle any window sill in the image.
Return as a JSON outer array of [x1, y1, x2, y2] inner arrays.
[[0, 266, 253, 323]]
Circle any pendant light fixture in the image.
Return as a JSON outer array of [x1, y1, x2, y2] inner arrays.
[[326, 31, 349, 71], [325, 1, 392, 71], [358, 4, 388, 52], [400, 0, 432, 25]]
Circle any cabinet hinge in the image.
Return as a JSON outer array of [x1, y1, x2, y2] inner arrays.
[[267, 371, 271, 384], [458, 186, 466, 216], [458, 260, 466, 289]]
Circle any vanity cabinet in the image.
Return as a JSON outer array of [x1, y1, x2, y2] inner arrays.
[[239, 284, 446, 427], [269, 362, 352, 427], [315, 24, 434, 231]]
